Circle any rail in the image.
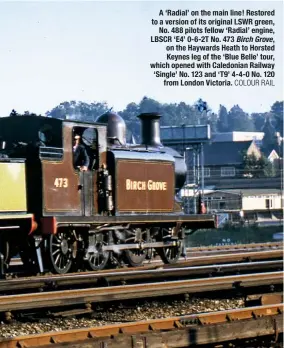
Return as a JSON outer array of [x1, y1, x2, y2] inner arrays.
[[9, 241, 283, 266], [1, 259, 282, 293], [0, 303, 282, 347], [186, 241, 283, 251], [0, 271, 282, 313]]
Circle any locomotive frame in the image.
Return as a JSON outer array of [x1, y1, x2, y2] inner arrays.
[[0, 112, 215, 276]]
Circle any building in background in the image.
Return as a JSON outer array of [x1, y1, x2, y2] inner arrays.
[[200, 140, 261, 180], [161, 124, 283, 220], [180, 187, 283, 226], [161, 126, 281, 184], [212, 131, 264, 148]]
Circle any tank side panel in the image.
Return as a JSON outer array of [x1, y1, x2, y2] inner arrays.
[[41, 126, 81, 214], [116, 160, 174, 212], [42, 162, 81, 213], [0, 162, 27, 211]]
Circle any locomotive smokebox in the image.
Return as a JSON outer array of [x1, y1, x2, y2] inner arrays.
[[138, 113, 162, 147]]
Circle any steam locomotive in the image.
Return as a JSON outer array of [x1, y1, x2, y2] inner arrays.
[[0, 112, 215, 276]]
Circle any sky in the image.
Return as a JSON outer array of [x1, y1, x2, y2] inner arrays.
[[0, 0, 283, 117]]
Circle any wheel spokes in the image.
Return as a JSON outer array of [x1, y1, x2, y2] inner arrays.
[[49, 231, 73, 274], [87, 233, 110, 271], [157, 228, 181, 264], [124, 229, 149, 267]]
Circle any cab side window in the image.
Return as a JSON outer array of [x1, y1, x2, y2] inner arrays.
[[38, 124, 53, 146], [38, 124, 63, 161]]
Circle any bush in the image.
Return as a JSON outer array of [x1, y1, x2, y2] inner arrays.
[[185, 225, 283, 247]]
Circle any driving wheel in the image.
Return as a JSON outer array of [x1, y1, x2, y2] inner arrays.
[[47, 230, 76, 274], [156, 228, 182, 264], [124, 228, 149, 267], [86, 232, 110, 271]]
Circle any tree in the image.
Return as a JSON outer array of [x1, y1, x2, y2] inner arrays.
[[251, 112, 267, 131], [139, 96, 162, 114], [270, 101, 283, 136], [228, 105, 254, 131], [164, 102, 199, 126], [118, 102, 140, 141], [46, 100, 109, 122], [259, 154, 276, 177], [217, 105, 229, 132], [118, 97, 214, 139], [23, 111, 42, 116], [242, 152, 275, 178], [261, 117, 278, 155], [207, 112, 218, 133], [9, 109, 18, 116]]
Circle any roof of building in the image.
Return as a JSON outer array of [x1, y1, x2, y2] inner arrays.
[[204, 177, 282, 190], [212, 132, 264, 142], [203, 141, 254, 166], [204, 190, 241, 196], [204, 188, 282, 196], [262, 148, 280, 159], [233, 188, 282, 196]]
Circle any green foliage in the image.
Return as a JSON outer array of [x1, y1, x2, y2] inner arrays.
[[186, 225, 283, 247], [46, 100, 109, 123], [218, 104, 228, 122], [227, 105, 255, 131], [242, 152, 275, 178], [251, 112, 267, 131], [23, 111, 42, 117], [42, 98, 282, 141], [9, 109, 18, 116], [118, 96, 218, 138], [118, 102, 141, 142], [44, 96, 219, 139], [270, 101, 283, 136], [217, 105, 229, 132], [243, 152, 260, 177], [9, 109, 42, 117], [139, 97, 162, 114]]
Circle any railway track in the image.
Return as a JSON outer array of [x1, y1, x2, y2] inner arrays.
[[184, 241, 283, 257], [0, 271, 282, 315], [9, 241, 283, 266], [0, 248, 282, 345], [1, 247, 283, 294], [1, 259, 282, 293], [174, 249, 283, 266], [186, 241, 283, 251], [0, 246, 281, 328], [0, 303, 282, 347], [6, 248, 283, 280]]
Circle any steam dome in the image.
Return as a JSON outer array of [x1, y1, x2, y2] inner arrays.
[[96, 112, 126, 146]]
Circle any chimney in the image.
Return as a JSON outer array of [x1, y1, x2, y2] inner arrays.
[[137, 113, 162, 147]]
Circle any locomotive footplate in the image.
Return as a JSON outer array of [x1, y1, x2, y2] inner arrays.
[[54, 214, 216, 230]]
